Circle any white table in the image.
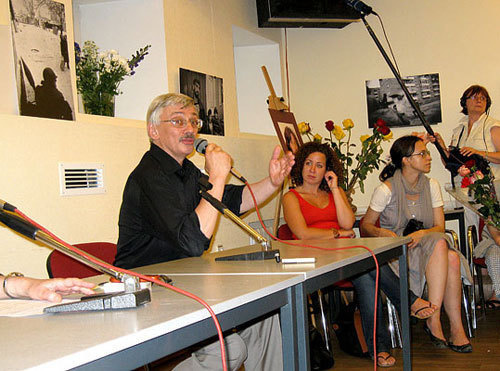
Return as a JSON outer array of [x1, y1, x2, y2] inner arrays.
[[1, 237, 411, 371], [132, 236, 413, 370], [0, 273, 302, 371]]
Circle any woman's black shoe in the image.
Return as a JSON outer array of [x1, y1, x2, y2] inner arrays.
[[448, 342, 472, 353], [423, 324, 448, 349]]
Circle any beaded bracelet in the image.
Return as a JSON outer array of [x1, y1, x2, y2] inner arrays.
[[2, 272, 24, 299]]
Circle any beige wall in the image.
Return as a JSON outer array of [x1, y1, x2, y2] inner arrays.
[[2, 0, 500, 278], [286, 0, 500, 208], [0, 0, 281, 278]]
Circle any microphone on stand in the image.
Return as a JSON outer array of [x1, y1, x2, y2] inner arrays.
[[0, 207, 151, 312], [344, 0, 377, 16], [192, 140, 280, 261], [194, 138, 247, 183]]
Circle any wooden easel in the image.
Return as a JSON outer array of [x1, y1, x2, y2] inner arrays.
[[261, 66, 290, 236]]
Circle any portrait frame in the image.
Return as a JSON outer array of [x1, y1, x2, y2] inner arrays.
[[269, 109, 303, 155]]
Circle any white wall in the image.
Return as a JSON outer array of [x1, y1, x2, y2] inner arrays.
[[286, 0, 500, 209], [4, 0, 498, 278], [0, 0, 283, 278], [233, 26, 282, 136], [74, 0, 168, 121]]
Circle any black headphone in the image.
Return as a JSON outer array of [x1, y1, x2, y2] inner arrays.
[[460, 86, 492, 114]]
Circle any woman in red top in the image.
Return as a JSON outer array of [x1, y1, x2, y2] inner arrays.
[[283, 142, 437, 367], [283, 142, 355, 239]]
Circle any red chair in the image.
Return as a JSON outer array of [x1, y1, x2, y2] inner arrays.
[[46, 242, 117, 278]]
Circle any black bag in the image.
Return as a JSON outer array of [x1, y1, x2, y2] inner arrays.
[[403, 218, 424, 236], [309, 324, 335, 370], [331, 296, 370, 358], [446, 146, 491, 177]]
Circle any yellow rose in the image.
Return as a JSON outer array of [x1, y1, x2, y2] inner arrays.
[[333, 125, 345, 141], [382, 131, 393, 141], [313, 133, 322, 142], [360, 134, 371, 143], [298, 121, 311, 134], [342, 118, 354, 130]]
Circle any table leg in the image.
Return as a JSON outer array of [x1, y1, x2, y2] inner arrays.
[[399, 243, 412, 371], [293, 282, 309, 370], [281, 286, 298, 370]]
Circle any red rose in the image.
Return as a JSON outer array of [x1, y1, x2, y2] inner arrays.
[[461, 176, 471, 188], [374, 118, 387, 128], [325, 120, 334, 132], [377, 125, 390, 135], [465, 159, 476, 169]]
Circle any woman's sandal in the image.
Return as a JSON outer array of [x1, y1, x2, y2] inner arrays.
[[410, 299, 437, 320], [423, 324, 448, 349], [377, 353, 396, 368]]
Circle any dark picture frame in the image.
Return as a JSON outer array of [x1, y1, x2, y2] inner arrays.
[[269, 109, 303, 155]]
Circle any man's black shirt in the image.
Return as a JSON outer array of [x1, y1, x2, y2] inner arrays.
[[114, 143, 244, 269]]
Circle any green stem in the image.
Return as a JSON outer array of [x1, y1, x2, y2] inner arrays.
[[346, 135, 381, 192], [345, 128, 352, 188]]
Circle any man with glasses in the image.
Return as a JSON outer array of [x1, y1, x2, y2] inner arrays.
[[115, 93, 294, 370]]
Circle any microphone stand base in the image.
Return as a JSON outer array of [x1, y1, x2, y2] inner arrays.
[[215, 249, 281, 262], [44, 288, 151, 313]]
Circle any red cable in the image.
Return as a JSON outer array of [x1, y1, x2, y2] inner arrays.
[[13, 208, 228, 371], [245, 181, 380, 370]]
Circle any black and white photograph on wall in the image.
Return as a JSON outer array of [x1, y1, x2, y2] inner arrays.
[[366, 73, 442, 128], [10, 0, 74, 121], [180, 68, 224, 136]]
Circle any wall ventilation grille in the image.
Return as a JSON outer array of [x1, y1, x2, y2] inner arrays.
[[59, 163, 105, 196]]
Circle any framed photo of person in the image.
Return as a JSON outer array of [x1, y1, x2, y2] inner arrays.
[[269, 109, 303, 155]]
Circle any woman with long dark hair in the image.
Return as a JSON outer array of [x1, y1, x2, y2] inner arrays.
[[283, 141, 437, 367], [362, 135, 473, 353]]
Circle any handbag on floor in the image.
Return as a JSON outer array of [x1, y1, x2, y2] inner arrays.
[[309, 324, 335, 370], [331, 293, 369, 358]]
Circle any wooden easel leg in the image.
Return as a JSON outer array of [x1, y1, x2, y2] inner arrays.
[[273, 179, 286, 236]]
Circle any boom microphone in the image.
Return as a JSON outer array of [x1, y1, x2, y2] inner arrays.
[[344, 0, 377, 16], [194, 138, 247, 183]]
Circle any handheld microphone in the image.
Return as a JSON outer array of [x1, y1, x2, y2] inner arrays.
[[344, 0, 377, 16], [194, 138, 247, 183]]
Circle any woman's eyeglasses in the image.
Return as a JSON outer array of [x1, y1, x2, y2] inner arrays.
[[409, 149, 431, 158]]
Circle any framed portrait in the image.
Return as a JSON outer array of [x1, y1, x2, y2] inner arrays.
[[269, 109, 303, 155]]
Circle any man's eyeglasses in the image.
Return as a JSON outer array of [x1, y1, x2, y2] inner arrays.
[[409, 149, 431, 158], [161, 118, 203, 129], [467, 94, 487, 102]]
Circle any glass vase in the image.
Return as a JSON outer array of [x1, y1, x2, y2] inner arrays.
[[82, 93, 115, 117]]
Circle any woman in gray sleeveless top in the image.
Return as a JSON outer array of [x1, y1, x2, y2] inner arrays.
[[361, 135, 473, 353]]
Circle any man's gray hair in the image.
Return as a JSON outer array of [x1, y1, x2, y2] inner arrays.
[[147, 93, 197, 125]]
